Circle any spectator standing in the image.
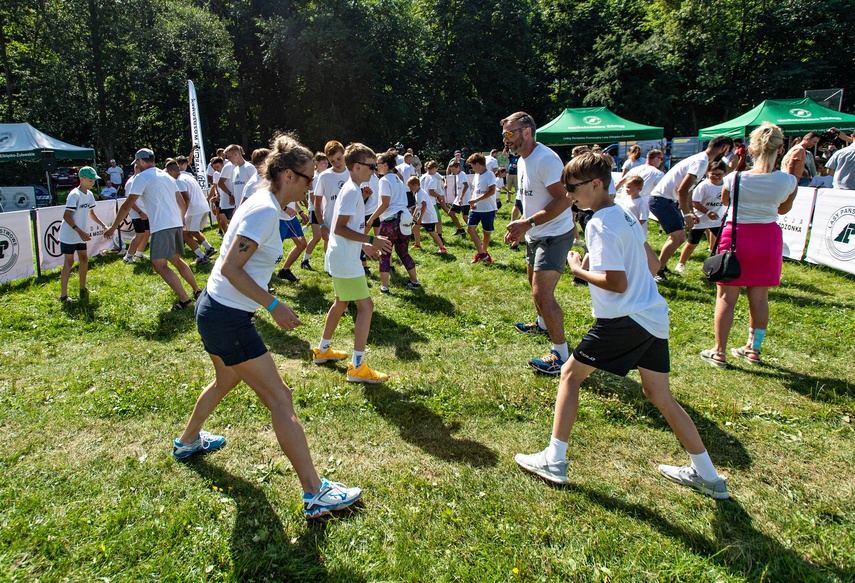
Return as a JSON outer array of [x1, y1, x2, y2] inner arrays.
[[824, 138, 855, 190], [782, 132, 820, 186], [699, 123, 798, 368], [106, 159, 124, 194]]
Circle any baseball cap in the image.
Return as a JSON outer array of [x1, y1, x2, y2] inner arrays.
[[398, 209, 414, 236], [134, 148, 155, 162], [454, 150, 462, 155], [78, 166, 101, 180]]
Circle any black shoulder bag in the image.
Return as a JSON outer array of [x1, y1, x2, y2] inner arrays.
[[702, 172, 742, 283]]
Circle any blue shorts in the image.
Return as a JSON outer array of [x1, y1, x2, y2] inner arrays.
[[196, 289, 268, 366], [279, 216, 303, 240], [467, 210, 496, 231], [648, 196, 684, 234]]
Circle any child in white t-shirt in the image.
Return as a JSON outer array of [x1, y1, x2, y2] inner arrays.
[[676, 161, 726, 273], [408, 176, 447, 253], [314, 143, 392, 384], [58, 167, 108, 302], [618, 175, 649, 234], [514, 152, 730, 502]]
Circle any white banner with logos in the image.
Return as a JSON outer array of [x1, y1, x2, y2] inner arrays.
[[36, 200, 118, 270], [0, 186, 37, 212], [805, 188, 855, 275], [777, 186, 817, 261], [0, 210, 35, 283], [188, 80, 208, 192]]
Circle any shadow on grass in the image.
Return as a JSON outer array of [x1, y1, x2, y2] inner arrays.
[[576, 486, 850, 582], [584, 370, 752, 470], [734, 361, 854, 401], [363, 383, 498, 467], [369, 312, 425, 361], [768, 286, 855, 309], [285, 281, 335, 317], [256, 317, 312, 358], [185, 457, 366, 583]]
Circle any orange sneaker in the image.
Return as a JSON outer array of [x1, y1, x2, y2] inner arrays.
[[312, 347, 348, 364], [346, 361, 388, 384]]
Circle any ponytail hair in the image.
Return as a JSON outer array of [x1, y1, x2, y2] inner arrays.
[[627, 144, 641, 162], [262, 132, 313, 185], [748, 122, 784, 173]]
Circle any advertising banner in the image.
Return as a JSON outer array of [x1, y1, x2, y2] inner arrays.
[[36, 200, 118, 271], [805, 188, 855, 275], [188, 80, 208, 192], [0, 210, 35, 283], [0, 186, 37, 211], [777, 186, 817, 260]]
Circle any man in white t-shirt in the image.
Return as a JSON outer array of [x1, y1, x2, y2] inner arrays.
[[648, 136, 732, 281], [485, 149, 500, 173], [205, 149, 225, 186], [167, 160, 216, 265], [502, 111, 576, 374], [105, 148, 202, 310], [217, 144, 257, 221], [314, 140, 349, 249], [106, 160, 124, 192], [396, 153, 416, 186], [447, 160, 470, 235], [616, 149, 666, 200]]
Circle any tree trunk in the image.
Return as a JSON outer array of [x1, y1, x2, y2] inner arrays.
[[0, 12, 14, 121]]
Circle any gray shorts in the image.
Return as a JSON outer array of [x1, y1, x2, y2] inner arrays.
[[526, 229, 575, 273], [150, 227, 184, 260]]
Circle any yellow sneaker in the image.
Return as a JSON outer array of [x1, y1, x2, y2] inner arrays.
[[312, 347, 348, 364], [346, 361, 388, 384]]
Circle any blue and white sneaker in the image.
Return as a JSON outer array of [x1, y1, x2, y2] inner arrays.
[[515, 321, 549, 335], [172, 430, 226, 459], [514, 450, 568, 485], [303, 478, 362, 519], [528, 350, 565, 375]]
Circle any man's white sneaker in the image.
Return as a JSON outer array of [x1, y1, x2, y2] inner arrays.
[[658, 464, 729, 499], [302, 478, 362, 519], [675, 262, 686, 273], [514, 450, 568, 485]]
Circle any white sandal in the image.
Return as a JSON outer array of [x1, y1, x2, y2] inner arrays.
[[700, 349, 728, 368]]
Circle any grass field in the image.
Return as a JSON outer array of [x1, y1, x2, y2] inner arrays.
[[1, 205, 853, 582]]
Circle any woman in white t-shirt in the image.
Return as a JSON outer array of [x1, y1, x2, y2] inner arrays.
[[700, 123, 798, 368], [366, 150, 420, 293], [173, 134, 362, 519], [621, 145, 644, 176]]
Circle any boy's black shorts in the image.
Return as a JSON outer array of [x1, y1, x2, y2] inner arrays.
[[573, 316, 670, 376]]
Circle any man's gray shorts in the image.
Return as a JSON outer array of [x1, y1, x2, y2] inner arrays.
[[526, 229, 575, 273], [150, 227, 184, 260]]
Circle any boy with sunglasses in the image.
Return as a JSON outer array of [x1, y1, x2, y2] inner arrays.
[[314, 144, 392, 383], [514, 152, 730, 501]]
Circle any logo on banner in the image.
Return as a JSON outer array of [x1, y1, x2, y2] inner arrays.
[[119, 216, 133, 233], [789, 108, 812, 118], [583, 116, 601, 125], [826, 205, 855, 261], [0, 226, 20, 275], [44, 220, 63, 258], [14, 193, 29, 209], [0, 132, 11, 144]]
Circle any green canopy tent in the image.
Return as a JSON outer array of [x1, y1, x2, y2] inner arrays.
[[535, 107, 664, 145], [0, 123, 95, 161], [698, 98, 855, 139]]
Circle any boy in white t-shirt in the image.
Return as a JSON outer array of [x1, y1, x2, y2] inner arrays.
[[466, 152, 498, 263], [676, 161, 726, 273], [407, 175, 447, 253], [314, 143, 393, 384], [58, 167, 108, 301], [618, 175, 649, 234], [514, 152, 730, 501]]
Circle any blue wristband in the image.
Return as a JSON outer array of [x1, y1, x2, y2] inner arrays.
[[320, 223, 327, 228], [267, 298, 279, 312]]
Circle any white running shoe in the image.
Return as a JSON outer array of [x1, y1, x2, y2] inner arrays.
[[303, 478, 362, 519], [658, 464, 729, 499], [514, 450, 568, 485], [675, 262, 686, 273]]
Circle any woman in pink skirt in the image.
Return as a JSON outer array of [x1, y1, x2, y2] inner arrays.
[[700, 122, 798, 367]]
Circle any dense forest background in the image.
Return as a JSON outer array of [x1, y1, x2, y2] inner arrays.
[[1, 0, 853, 165]]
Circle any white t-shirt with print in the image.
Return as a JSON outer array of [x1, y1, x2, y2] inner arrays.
[[207, 191, 283, 312], [106, 166, 123, 185], [361, 173, 380, 217], [125, 175, 146, 220], [485, 155, 499, 172], [722, 171, 796, 224], [325, 179, 367, 280], [519, 143, 573, 240], [241, 171, 263, 204], [585, 204, 669, 339], [691, 180, 724, 230], [396, 163, 416, 184], [379, 173, 408, 221], [624, 164, 665, 199], [128, 167, 183, 233], [230, 163, 258, 209], [472, 170, 497, 212], [618, 196, 649, 234], [651, 151, 709, 202], [218, 161, 236, 209], [315, 167, 349, 226], [451, 171, 470, 204], [416, 187, 438, 224], [59, 188, 98, 244], [622, 158, 644, 173]]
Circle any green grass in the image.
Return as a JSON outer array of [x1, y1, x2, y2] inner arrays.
[[1, 207, 853, 582]]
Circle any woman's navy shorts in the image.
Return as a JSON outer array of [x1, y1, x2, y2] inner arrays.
[[196, 289, 268, 366]]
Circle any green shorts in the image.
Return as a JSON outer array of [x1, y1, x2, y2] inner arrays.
[[332, 275, 370, 302]]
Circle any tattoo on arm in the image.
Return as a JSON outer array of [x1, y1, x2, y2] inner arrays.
[[237, 236, 252, 253]]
